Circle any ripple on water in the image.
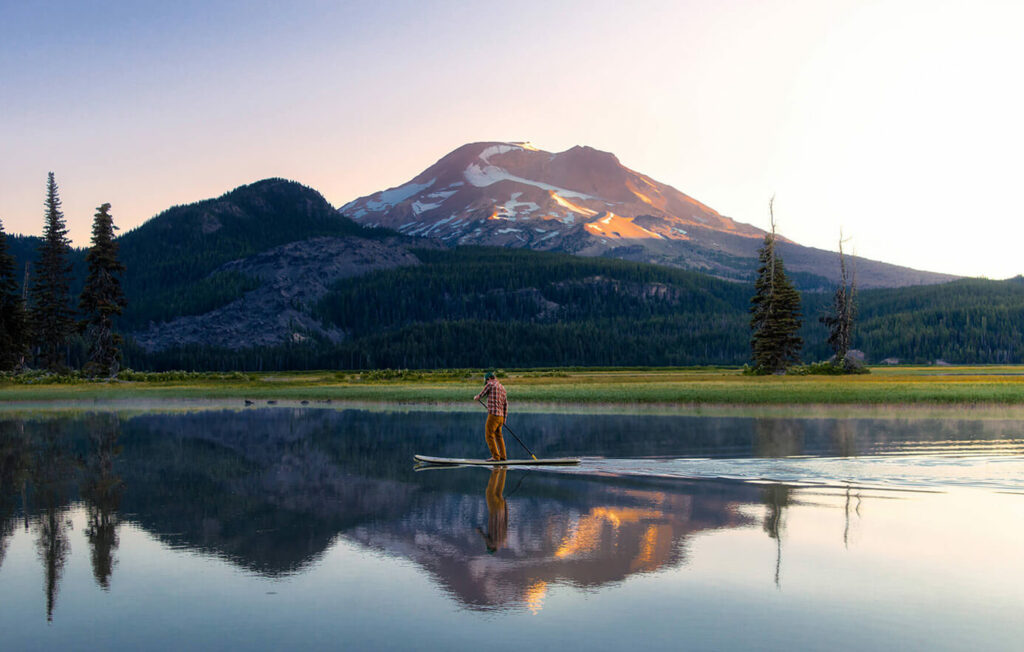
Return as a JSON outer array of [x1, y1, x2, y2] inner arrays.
[[567, 452, 1024, 493]]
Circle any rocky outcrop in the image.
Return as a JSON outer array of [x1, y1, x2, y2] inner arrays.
[[131, 236, 421, 351]]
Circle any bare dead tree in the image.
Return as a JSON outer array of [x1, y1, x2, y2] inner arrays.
[[821, 229, 858, 367]]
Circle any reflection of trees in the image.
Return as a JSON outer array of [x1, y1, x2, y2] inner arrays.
[[752, 419, 801, 589], [843, 485, 862, 549], [0, 420, 30, 571], [81, 414, 123, 590], [761, 484, 790, 589], [118, 410, 420, 577], [754, 419, 804, 458], [29, 421, 78, 622], [832, 420, 858, 458]]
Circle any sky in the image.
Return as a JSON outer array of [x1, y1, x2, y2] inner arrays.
[[2, 0, 1023, 278]]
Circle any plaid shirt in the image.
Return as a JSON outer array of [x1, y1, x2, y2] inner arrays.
[[475, 379, 508, 418]]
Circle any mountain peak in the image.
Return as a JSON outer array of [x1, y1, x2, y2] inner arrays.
[[340, 141, 754, 248], [562, 144, 619, 160]]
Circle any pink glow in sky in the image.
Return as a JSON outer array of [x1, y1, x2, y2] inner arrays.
[[2, 0, 1022, 278]]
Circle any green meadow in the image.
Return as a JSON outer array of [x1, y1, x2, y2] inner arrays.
[[5, 366, 1024, 408]]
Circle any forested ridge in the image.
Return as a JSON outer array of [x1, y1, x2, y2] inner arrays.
[[124, 246, 1024, 371], [114, 178, 387, 329], [846, 278, 1024, 363]]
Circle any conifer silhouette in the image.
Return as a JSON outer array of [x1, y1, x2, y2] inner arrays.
[[28, 173, 75, 371], [80, 203, 126, 377]]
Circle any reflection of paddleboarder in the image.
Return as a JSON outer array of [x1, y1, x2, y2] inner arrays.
[[473, 372, 508, 462], [477, 468, 508, 553]]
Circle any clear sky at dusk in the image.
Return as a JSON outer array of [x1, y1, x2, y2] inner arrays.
[[2, 0, 1022, 278]]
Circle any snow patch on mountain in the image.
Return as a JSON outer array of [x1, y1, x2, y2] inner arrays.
[[424, 188, 459, 201], [503, 192, 541, 216], [463, 163, 595, 200], [551, 192, 598, 217], [479, 144, 521, 163], [363, 178, 436, 213], [412, 201, 441, 215]]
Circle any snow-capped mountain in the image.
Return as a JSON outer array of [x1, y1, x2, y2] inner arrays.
[[341, 141, 759, 250], [340, 142, 954, 288]]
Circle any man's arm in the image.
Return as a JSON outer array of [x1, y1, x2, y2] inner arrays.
[[474, 384, 491, 401]]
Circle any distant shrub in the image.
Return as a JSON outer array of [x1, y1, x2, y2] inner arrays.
[[118, 369, 254, 382], [429, 368, 474, 379], [360, 368, 424, 382], [0, 370, 88, 385], [789, 360, 870, 376], [349, 368, 479, 382]]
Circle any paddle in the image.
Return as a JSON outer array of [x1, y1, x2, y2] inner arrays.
[[478, 398, 538, 460]]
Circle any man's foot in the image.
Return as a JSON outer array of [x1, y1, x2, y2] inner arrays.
[[486, 457, 498, 462]]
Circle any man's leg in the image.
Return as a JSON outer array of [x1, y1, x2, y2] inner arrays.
[[494, 417, 507, 461], [485, 414, 500, 460]]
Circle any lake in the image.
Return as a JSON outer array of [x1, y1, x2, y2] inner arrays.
[[1, 404, 1022, 651]]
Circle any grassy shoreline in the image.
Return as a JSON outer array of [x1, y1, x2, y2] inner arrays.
[[5, 367, 1024, 408]]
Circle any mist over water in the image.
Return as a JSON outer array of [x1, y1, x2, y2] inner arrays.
[[0, 407, 1022, 650]]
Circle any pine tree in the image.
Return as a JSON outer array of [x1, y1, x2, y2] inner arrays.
[[0, 218, 31, 371], [28, 173, 75, 371], [820, 231, 857, 368], [80, 203, 126, 377], [749, 199, 802, 373]]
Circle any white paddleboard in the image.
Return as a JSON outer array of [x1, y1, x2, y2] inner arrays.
[[414, 454, 579, 466]]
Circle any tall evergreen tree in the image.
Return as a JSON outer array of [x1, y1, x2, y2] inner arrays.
[[820, 231, 857, 367], [80, 203, 126, 377], [28, 173, 75, 371], [749, 199, 802, 373], [0, 219, 31, 371]]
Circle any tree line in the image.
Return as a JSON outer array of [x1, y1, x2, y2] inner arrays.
[[0, 173, 126, 376]]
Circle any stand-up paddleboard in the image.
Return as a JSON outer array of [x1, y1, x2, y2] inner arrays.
[[414, 454, 579, 466]]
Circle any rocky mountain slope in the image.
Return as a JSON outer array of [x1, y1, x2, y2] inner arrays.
[[340, 142, 956, 289], [130, 236, 421, 351]]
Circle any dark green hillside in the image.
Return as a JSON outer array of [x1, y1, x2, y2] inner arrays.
[[124, 242, 1024, 371], [848, 278, 1024, 363], [116, 178, 389, 329], [8, 179, 389, 331], [316, 249, 1024, 369], [315, 247, 750, 335], [129, 247, 764, 370], [313, 246, 755, 368]]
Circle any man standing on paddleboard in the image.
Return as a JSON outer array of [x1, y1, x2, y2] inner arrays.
[[474, 372, 508, 462]]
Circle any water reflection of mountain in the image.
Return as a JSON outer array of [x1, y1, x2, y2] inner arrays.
[[352, 472, 755, 612], [1, 408, 1022, 617]]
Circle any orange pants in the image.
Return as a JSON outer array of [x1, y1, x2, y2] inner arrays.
[[485, 414, 507, 461]]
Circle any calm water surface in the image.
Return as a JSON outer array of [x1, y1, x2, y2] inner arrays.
[[1, 406, 1022, 651]]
